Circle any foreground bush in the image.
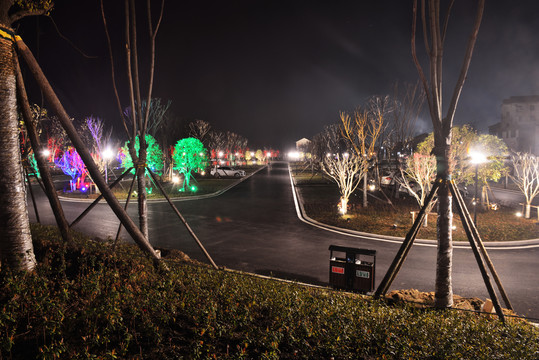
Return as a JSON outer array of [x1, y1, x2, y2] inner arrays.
[[0, 224, 537, 359]]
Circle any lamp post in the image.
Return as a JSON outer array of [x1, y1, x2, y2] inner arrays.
[[102, 147, 113, 185], [469, 150, 487, 225]]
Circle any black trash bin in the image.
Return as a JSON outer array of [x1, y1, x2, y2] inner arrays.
[[329, 245, 376, 293]]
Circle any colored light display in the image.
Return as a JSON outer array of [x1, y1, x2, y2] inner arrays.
[[54, 147, 90, 192], [173, 137, 207, 191], [119, 134, 164, 175]]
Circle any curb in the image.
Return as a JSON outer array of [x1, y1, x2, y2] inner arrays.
[[288, 165, 539, 250], [58, 165, 268, 204]]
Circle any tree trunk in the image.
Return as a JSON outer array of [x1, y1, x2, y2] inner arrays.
[[525, 203, 531, 219], [434, 139, 453, 308], [362, 172, 367, 208], [0, 31, 36, 271], [136, 137, 149, 240]]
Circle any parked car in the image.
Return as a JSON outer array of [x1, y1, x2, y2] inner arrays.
[[380, 170, 397, 186], [210, 166, 246, 178]]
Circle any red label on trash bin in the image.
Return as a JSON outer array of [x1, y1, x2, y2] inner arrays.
[[331, 266, 345, 274]]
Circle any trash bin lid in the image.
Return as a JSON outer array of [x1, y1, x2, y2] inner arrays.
[[329, 245, 376, 256]]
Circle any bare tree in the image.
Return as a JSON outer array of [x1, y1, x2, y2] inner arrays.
[[411, 0, 485, 308], [321, 153, 363, 215], [143, 98, 171, 137], [341, 104, 385, 207], [510, 153, 539, 219], [399, 153, 437, 208], [387, 81, 425, 156], [311, 124, 346, 162], [101, 0, 165, 241], [188, 119, 212, 146], [207, 130, 226, 155]]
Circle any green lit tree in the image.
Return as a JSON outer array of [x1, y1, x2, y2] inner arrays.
[[173, 137, 208, 191], [120, 134, 163, 175]]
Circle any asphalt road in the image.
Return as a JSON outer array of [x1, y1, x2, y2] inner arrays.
[[28, 162, 539, 321]]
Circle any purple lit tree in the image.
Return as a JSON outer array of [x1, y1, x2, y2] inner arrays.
[[54, 147, 90, 192]]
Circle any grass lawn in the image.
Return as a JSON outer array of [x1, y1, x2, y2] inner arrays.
[[0, 224, 536, 359], [294, 173, 539, 242]]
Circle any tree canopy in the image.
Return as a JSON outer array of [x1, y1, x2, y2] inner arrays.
[[173, 137, 207, 190], [120, 134, 163, 175], [417, 126, 508, 186]]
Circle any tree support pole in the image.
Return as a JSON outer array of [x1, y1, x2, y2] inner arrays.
[[15, 38, 159, 261], [450, 181, 509, 321], [69, 167, 134, 228], [24, 167, 40, 223], [147, 168, 218, 269], [451, 180, 512, 310], [374, 178, 441, 298], [15, 55, 72, 243], [114, 167, 139, 248]]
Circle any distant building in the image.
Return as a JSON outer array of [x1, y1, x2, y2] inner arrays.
[[295, 138, 311, 152], [489, 95, 539, 155]]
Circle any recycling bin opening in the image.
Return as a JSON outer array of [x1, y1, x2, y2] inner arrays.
[[329, 245, 376, 294]]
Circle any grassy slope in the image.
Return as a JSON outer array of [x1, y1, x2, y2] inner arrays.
[[0, 224, 537, 359]]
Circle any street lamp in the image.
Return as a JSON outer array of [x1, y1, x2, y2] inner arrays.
[[469, 150, 487, 225], [102, 147, 114, 184]]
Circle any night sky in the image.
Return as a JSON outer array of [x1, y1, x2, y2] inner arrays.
[[15, 1, 539, 151]]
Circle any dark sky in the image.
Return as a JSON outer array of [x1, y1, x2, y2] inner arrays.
[[15, 1, 539, 151]]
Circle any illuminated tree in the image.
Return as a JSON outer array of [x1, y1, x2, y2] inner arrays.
[[341, 102, 385, 208], [510, 153, 539, 219], [398, 153, 437, 209], [255, 149, 264, 163], [321, 153, 363, 215], [82, 116, 113, 175], [418, 127, 508, 205], [28, 153, 40, 178], [173, 137, 208, 191], [120, 134, 163, 175], [54, 147, 90, 191]]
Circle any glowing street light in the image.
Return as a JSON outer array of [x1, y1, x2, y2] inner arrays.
[[102, 147, 114, 184], [288, 151, 300, 160]]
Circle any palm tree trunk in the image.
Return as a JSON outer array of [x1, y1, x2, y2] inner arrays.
[[0, 31, 36, 271]]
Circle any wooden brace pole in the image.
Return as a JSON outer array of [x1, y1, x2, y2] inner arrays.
[[15, 38, 159, 260]]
